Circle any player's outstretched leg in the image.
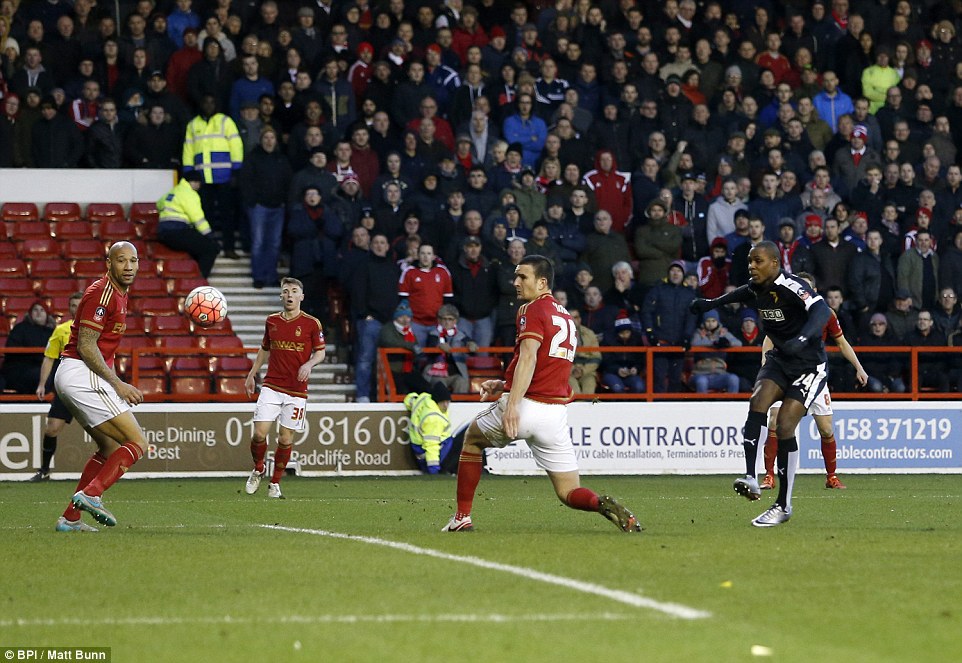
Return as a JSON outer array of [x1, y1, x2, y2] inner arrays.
[[442, 449, 483, 532], [761, 431, 777, 490], [597, 494, 642, 532]]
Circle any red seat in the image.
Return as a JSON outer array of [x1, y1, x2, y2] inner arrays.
[[19, 237, 61, 259], [99, 220, 138, 243], [129, 202, 158, 224], [212, 355, 253, 374], [47, 296, 76, 318], [136, 375, 168, 396], [50, 220, 94, 239], [1, 296, 41, 318], [129, 276, 168, 297], [0, 315, 10, 335], [9, 221, 51, 240], [0, 258, 28, 276], [123, 315, 148, 336], [72, 260, 105, 278], [40, 277, 84, 296], [193, 317, 233, 336], [201, 335, 244, 350], [156, 335, 199, 350], [29, 258, 71, 278], [62, 239, 104, 260], [43, 202, 83, 223], [170, 356, 211, 374], [170, 375, 211, 396], [150, 244, 193, 261], [133, 296, 180, 316], [0, 242, 17, 258], [158, 257, 201, 278], [0, 277, 39, 296], [1, 202, 40, 222], [85, 203, 125, 223], [215, 376, 248, 395], [146, 314, 191, 335], [168, 277, 207, 296], [135, 258, 159, 277]]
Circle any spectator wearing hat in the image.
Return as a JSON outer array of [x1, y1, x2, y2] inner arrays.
[[423, 44, 460, 116], [235, 99, 265, 154], [697, 237, 731, 299], [862, 47, 901, 114], [290, 7, 323, 68], [502, 92, 546, 167], [287, 184, 339, 301], [642, 260, 697, 393], [775, 219, 815, 274], [898, 228, 939, 310], [347, 41, 376, 101], [288, 146, 339, 206], [635, 198, 683, 288], [726, 309, 766, 391], [857, 312, 907, 393], [378, 299, 431, 397], [690, 310, 742, 394], [423, 304, 478, 394], [832, 122, 881, 195], [886, 288, 919, 341], [723, 208, 753, 257], [581, 209, 631, 293], [674, 169, 710, 262], [600, 312, 646, 394], [583, 149, 633, 234], [186, 37, 232, 112], [527, 220, 564, 275], [658, 73, 692, 145], [30, 94, 83, 167], [1, 300, 53, 395], [504, 166, 543, 228]]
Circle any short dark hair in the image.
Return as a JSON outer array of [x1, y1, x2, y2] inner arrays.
[[520, 254, 554, 289]]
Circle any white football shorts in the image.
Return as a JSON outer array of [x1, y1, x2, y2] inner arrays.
[[54, 357, 132, 429], [771, 381, 833, 419], [253, 386, 308, 432], [475, 393, 579, 473]]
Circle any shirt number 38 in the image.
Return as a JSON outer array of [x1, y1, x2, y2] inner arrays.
[[547, 315, 578, 362]]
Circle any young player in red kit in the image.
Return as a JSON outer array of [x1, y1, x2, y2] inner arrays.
[[245, 278, 326, 499], [442, 255, 641, 532], [54, 242, 147, 530], [760, 273, 867, 491]]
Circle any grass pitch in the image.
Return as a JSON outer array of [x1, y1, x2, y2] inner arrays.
[[1, 474, 959, 663]]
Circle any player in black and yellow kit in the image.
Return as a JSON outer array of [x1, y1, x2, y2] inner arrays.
[[691, 241, 833, 527]]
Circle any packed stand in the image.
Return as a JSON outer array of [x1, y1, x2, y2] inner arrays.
[[3, 0, 962, 400]]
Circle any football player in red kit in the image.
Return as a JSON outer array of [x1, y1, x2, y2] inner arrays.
[[442, 255, 641, 533], [245, 278, 326, 499]]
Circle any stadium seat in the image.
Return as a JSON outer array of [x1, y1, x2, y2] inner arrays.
[[85, 203, 125, 223], [29, 258, 71, 278], [0, 315, 10, 336], [136, 375, 168, 396], [0, 258, 28, 276], [40, 277, 84, 296], [10, 221, 52, 240], [71, 260, 105, 279], [135, 258, 159, 277], [212, 355, 253, 375], [158, 258, 201, 278], [19, 237, 60, 259], [467, 356, 504, 394], [100, 220, 138, 243], [146, 314, 191, 336], [1, 296, 41, 318], [43, 202, 83, 223], [0, 276, 39, 296], [129, 203, 159, 238], [170, 375, 211, 396], [47, 296, 75, 318], [1, 202, 39, 222], [201, 335, 244, 350], [50, 220, 94, 239], [129, 276, 168, 297], [150, 244, 192, 261], [156, 335, 200, 350], [61, 239, 104, 260], [0, 242, 17, 258], [170, 356, 211, 375], [193, 317, 233, 336], [133, 296, 180, 316], [215, 376, 248, 395], [168, 277, 207, 296], [122, 315, 148, 337]]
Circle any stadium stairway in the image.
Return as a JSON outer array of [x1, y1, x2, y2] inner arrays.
[[207, 254, 355, 402]]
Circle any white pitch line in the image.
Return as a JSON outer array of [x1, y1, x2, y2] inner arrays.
[[0, 613, 636, 628], [261, 524, 711, 620]]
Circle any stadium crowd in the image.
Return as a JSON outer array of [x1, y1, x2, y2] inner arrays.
[[3, 0, 962, 400]]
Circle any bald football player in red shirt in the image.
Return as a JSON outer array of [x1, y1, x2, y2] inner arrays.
[[55, 241, 148, 531], [244, 277, 326, 499], [442, 255, 641, 533]]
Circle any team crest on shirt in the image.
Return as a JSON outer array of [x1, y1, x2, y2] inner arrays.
[[93, 306, 107, 322], [519, 315, 526, 329], [295, 326, 302, 337], [435, 274, 441, 283]]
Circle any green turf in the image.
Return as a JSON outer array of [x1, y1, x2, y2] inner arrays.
[[1, 474, 959, 663]]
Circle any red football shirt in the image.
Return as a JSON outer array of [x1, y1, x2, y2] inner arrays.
[[822, 311, 844, 342], [61, 275, 128, 368], [398, 265, 453, 325], [261, 311, 326, 398], [504, 293, 575, 404]]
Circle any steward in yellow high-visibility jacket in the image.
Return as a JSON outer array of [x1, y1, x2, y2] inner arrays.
[[404, 383, 454, 474], [182, 98, 244, 185], [155, 172, 222, 278]]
